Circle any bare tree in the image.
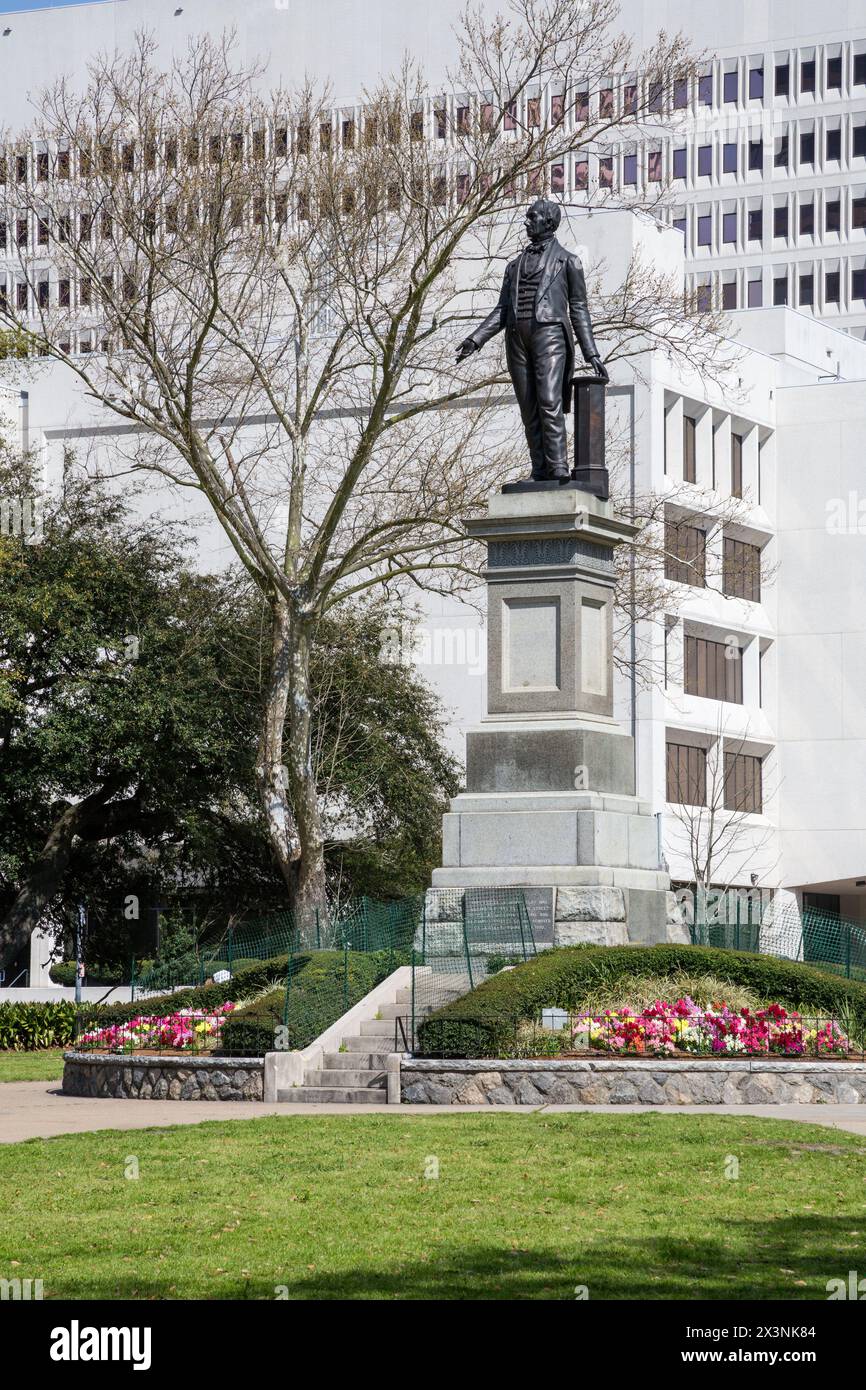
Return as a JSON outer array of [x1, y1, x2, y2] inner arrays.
[[666, 713, 779, 927], [0, 1, 732, 916]]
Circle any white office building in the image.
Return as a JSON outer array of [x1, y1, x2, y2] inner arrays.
[[1, 0, 866, 947]]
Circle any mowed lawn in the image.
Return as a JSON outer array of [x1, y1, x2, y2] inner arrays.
[[1, 1112, 865, 1300], [0, 1049, 65, 1083]]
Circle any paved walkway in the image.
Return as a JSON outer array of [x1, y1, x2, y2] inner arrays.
[[3, 1080, 866, 1143]]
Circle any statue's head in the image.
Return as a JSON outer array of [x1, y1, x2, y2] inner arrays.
[[524, 198, 561, 239]]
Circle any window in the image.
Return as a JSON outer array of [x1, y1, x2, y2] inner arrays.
[[696, 285, 711, 312], [697, 144, 712, 176], [667, 742, 707, 806], [731, 432, 743, 496], [684, 635, 743, 703], [574, 158, 588, 189], [623, 84, 637, 115], [724, 752, 762, 813], [773, 274, 788, 305], [551, 163, 565, 193], [853, 268, 866, 300], [747, 277, 763, 307], [319, 122, 332, 151], [773, 205, 788, 237], [826, 199, 841, 233], [856, 54, 866, 86], [16, 283, 27, 311], [37, 279, 49, 309], [598, 157, 613, 188], [121, 142, 135, 173], [647, 150, 661, 182], [723, 142, 737, 173], [623, 153, 636, 185], [79, 276, 92, 307], [683, 416, 697, 482], [749, 67, 764, 100], [748, 140, 763, 170], [799, 203, 814, 235], [697, 214, 711, 246], [724, 70, 738, 103], [748, 209, 762, 242], [722, 281, 737, 309], [827, 55, 842, 89], [0, 155, 5, 183], [775, 62, 790, 96], [673, 146, 687, 179], [673, 76, 688, 109], [800, 131, 815, 164], [799, 272, 814, 306], [854, 125, 866, 158], [826, 269, 840, 303], [699, 73, 713, 105], [648, 81, 663, 113], [774, 134, 788, 168], [665, 519, 706, 586], [0, 221, 5, 250], [673, 214, 686, 238], [526, 97, 540, 127], [575, 91, 589, 120], [36, 151, 49, 181], [16, 217, 27, 248], [599, 89, 613, 118], [551, 93, 564, 125], [826, 128, 841, 161], [57, 149, 70, 179], [16, 153, 27, 183], [724, 536, 761, 601], [722, 211, 737, 244], [99, 142, 113, 174], [37, 216, 48, 246], [59, 278, 70, 307]]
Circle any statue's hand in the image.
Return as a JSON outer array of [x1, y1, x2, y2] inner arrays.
[[588, 354, 609, 382], [456, 338, 478, 364]]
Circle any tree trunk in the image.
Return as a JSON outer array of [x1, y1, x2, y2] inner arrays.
[[257, 599, 327, 925], [0, 781, 120, 967]]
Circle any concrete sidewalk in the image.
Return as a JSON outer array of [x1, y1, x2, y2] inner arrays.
[[3, 1080, 866, 1143]]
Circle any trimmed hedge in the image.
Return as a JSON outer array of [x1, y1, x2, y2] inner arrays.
[[0, 1001, 79, 1051], [418, 944, 866, 1057], [49, 962, 122, 988], [76, 953, 296, 1032], [219, 948, 407, 1056]]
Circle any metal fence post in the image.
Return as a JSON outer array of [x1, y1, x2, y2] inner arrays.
[[227, 926, 234, 975], [130, 954, 136, 1004], [411, 947, 416, 1052], [343, 935, 349, 1015]]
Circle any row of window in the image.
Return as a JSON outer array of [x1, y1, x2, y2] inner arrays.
[[679, 194, 866, 250], [665, 520, 762, 603], [0, 272, 134, 311], [666, 742, 763, 813], [674, 419, 752, 503], [692, 263, 866, 311]]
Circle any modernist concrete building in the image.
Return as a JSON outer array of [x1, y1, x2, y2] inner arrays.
[[1, 0, 866, 957]]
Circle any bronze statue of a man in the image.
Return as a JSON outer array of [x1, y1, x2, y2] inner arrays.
[[457, 199, 606, 482]]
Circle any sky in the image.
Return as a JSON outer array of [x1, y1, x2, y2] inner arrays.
[[0, 0, 115, 13]]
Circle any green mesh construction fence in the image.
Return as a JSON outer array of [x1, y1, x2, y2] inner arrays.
[[682, 888, 866, 982], [131, 895, 423, 999], [409, 887, 536, 1051]]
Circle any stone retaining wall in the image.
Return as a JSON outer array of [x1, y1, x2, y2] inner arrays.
[[62, 1052, 264, 1101], [401, 1057, 866, 1105]]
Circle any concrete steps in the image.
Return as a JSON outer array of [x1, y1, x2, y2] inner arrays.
[[278, 1085, 386, 1104]]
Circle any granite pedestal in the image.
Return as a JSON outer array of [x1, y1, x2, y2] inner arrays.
[[429, 487, 686, 947]]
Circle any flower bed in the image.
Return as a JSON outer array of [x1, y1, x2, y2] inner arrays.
[[570, 998, 851, 1058], [76, 1003, 236, 1055]]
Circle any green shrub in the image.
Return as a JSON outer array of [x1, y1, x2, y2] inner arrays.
[[49, 962, 122, 988], [81, 953, 295, 1032], [219, 948, 408, 1056], [418, 945, 866, 1057], [0, 1000, 80, 1051]]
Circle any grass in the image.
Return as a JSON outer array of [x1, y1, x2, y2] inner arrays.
[[1, 1112, 865, 1299], [0, 1049, 65, 1083]]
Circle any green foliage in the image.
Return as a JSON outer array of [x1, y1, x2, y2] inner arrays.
[[0, 1000, 79, 1050], [219, 948, 407, 1055], [311, 606, 461, 900], [49, 961, 122, 987], [79, 953, 293, 1032], [418, 945, 866, 1056]]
